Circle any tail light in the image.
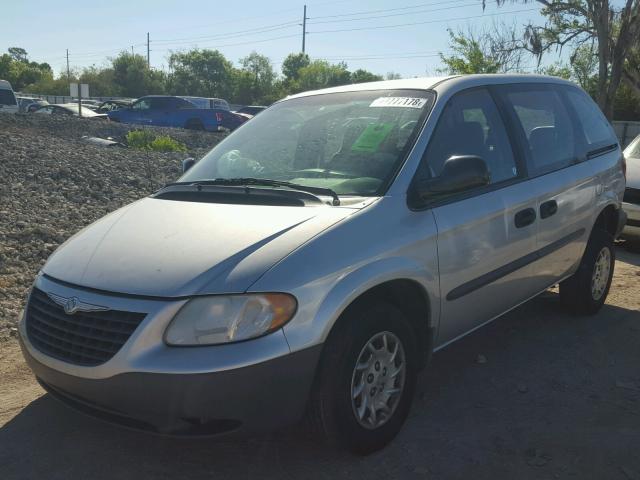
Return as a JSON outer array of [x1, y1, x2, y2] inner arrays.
[[215, 112, 223, 123]]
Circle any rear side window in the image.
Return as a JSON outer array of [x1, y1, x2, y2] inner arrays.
[[502, 87, 576, 176], [0, 89, 17, 106], [564, 88, 615, 148], [420, 88, 518, 185]]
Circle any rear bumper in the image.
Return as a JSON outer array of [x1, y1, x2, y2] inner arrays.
[[622, 202, 640, 240], [20, 335, 322, 436]]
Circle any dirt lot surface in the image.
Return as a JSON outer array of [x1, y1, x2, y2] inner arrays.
[[0, 248, 638, 480], [1, 115, 639, 479]]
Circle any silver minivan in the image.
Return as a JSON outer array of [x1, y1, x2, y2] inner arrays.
[[19, 75, 626, 453]]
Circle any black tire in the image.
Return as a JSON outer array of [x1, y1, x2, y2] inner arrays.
[[185, 119, 204, 131], [559, 228, 615, 315], [306, 300, 419, 454]]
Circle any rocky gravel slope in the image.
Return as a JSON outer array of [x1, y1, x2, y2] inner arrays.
[[0, 114, 225, 340]]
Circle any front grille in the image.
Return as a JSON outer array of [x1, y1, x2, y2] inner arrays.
[[26, 287, 146, 366], [624, 187, 640, 205]]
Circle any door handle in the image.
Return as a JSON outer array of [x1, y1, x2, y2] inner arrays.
[[540, 200, 558, 219], [515, 208, 536, 228]]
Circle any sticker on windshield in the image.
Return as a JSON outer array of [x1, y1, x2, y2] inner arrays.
[[369, 97, 427, 108], [351, 123, 394, 153]]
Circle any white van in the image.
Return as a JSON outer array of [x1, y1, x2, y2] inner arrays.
[[0, 80, 18, 114]]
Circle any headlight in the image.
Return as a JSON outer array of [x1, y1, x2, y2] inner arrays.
[[165, 293, 297, 346]]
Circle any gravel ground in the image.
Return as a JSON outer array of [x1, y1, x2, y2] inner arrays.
[[0, 114, 225, 340], [1, 114, 639, 479]]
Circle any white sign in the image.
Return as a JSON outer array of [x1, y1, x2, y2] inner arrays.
[[69, 83, 89, 98], [370, 97, 428, 109]]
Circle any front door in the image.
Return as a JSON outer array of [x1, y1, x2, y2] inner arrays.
[[415, 88, 540, 347]]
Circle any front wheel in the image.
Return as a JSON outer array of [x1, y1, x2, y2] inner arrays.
[[559, 228, 615, 315], [306, 301, 419, 454]]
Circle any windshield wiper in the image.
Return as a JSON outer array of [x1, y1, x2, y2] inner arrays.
[[167, 178, 341, 206]]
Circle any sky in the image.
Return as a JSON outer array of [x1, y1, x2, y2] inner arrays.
[[2, 0, 559, 79]]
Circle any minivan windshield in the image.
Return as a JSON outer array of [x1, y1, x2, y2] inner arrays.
[[180, 89, 435, 196]]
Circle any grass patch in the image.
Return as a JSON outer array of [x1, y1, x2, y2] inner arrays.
[[126, 130, 187, 152]]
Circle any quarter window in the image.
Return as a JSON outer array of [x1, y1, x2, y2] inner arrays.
[[503, 87, 576, 176], [564, 88, 615, 148], [420, 88, 518, 185]]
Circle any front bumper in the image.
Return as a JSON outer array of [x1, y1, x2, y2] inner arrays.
[[20, 335, 321, 436], [622, 201, 640, 240], [18, 274, 322, 435]]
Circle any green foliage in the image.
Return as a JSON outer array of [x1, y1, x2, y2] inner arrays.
[[167, 49, 234, 98], [126, 130, 186, 152], [148, 135, 187, 152], [0, 48, 53, 91], [295, 60, 352, 92], [282, 52, 310, 83], [6, 46, 390, 106], [112, 52, 166, 97], [439, 30, 501, 74], [351, 69, 383, 84]]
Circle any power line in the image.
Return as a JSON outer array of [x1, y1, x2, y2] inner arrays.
[[153, 19, 300, 44], [309, 0, 474, 20], [307, 1, 493, 25], [308, 8, 539, 34]]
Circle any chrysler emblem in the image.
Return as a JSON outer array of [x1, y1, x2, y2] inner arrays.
[[46, 292, 110, 315], [64, 297, 80, 314]]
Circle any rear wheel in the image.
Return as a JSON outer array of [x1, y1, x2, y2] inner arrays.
[[306, 301, 419, 454], [559, 228, 615, 315]]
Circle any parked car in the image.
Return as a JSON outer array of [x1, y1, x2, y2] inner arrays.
[[33, 103, 107, 119], [95, 99, 133, 113], [622, 135, 640, 246], [18, 75, 625, 454], [107, 95, 244, 131], [235, 105, 266, 116], [0, 79, 18, 114], [17, 97, 48, 113]]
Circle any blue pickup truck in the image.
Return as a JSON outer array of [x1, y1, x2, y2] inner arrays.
[[107, 95, 245, 131]]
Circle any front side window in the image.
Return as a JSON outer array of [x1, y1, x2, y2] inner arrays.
[[419, 88, 517, 185], [181, 90, 435, 196], [503, 86, 576, 176], [133, 99, 151, 110]]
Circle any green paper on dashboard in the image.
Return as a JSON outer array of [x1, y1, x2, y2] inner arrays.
[[350, 123, 394, 153]]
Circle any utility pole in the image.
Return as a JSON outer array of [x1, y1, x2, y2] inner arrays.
[[302, 5, 307, 53], [146, 32, 150, 68], [131, 45, 134, 55], [66, 49, 70, 79]]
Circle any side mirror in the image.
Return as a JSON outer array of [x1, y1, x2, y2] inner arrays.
[[415, 155, 490, 199], [182, 157, 195, 173]]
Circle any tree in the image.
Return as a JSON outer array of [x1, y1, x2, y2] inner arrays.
[[111, 52, 165, 97], [499, 0, 640, 119], [296, 60, 351, 92], [8, 47, 28, 63], [439, 25, 524, 74], [0, 48, 53, 91], [282, 52, 310, 83], [385, 72, 402, 80], [167, 49, 233, 98], [237, 51, 276, 103], [351, 69, 383, 83]]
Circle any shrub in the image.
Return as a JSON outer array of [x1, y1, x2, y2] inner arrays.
[[125, 130, 186, 152]]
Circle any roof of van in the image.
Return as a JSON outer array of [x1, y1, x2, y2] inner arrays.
[[285, 74, 577, 100]]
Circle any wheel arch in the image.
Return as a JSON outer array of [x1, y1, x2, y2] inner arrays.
[[335, 279, 435, 368], [593, 203, 620, 238]]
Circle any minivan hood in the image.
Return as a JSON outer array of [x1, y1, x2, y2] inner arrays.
[[42, 197, 359, 297]]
